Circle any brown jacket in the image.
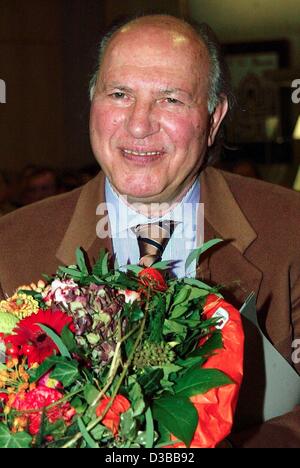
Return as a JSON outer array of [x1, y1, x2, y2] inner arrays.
[[1, 166, 300, 447]]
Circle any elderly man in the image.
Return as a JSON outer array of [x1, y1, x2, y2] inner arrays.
[[0, 15, 300, 447]]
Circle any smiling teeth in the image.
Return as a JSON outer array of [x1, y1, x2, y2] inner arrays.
[[123, 149, 161, 156]]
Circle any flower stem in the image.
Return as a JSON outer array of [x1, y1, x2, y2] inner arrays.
[[62, 287, 151, 448]]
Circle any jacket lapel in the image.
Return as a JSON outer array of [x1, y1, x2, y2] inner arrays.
[[56, 172, 113, 267], [197, 167, 263, 308]]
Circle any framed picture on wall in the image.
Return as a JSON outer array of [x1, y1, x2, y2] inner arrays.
[[223, 40, 292, 163]]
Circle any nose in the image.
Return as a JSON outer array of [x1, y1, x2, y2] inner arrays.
[[126, 100, 159, 139]]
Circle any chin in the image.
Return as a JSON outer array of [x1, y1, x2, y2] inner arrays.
[[114, 177, 163, 200]]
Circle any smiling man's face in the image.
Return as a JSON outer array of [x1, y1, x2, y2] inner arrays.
[[90, 17, 227, 204]]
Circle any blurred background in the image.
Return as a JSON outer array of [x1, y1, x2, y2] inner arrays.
[[1, 0, 300, 214]]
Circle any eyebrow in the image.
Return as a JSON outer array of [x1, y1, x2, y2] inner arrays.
[[105, 81, 192, 99], [104, 83, 132, 93], [159, 88, 192, 98]]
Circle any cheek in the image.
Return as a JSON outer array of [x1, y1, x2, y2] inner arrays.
[[90, 102, 123, 139], [161, 112, 207, 153]]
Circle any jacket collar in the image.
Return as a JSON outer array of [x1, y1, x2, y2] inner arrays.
[[56, 171, 112, 266], [200, 166, 257, 254]]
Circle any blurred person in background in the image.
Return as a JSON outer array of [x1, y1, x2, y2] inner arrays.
[[17, 167, 58, 207], [0, 172, 15, 216]]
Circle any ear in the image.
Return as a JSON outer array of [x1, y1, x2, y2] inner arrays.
[[208, 95, 229, 147]]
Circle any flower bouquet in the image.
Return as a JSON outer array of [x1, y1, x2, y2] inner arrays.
[[0, 241, 244, 448]]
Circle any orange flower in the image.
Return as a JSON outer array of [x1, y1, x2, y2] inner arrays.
[[96, 395, 130, 436]]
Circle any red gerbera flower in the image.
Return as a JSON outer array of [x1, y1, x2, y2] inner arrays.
[[5, 309, 75, 365]]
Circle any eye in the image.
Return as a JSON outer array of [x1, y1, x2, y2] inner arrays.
[[110, 91, 126, 99], [165, 97, 183, 105]]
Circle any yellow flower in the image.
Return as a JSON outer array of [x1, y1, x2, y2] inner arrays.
[[12, 416, 27, 432], [0, 289, 39, 319]]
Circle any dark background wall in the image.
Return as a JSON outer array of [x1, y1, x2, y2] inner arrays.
[[0, 0, 186, 172]]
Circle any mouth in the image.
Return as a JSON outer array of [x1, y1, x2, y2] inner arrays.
[[120, 148, 165, 164]]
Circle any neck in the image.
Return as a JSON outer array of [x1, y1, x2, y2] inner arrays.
[[112, 176, 198, 218]]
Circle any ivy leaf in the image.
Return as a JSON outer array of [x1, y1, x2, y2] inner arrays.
[[152, 396, 198, 447], [29, 355, 72, 383], [0, 424, 32, 448], [174, 368, 233, 398], [51, 361, 79, 387], [185, 239, 223, 271], [84, 384, 99, 405]]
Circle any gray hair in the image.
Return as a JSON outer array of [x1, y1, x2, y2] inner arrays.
[[89, 15, 233, 115]]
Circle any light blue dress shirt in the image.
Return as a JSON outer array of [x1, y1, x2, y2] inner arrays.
[[105, 178, 201, 278]]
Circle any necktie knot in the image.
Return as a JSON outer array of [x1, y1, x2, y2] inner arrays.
[[133, 221, 177, 267]]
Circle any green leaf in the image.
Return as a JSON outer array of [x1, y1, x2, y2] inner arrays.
[[38, 324, 71, 359], [188, 332, 223, 358], [119, 408, 137, 440], [174, 368, 233, 398], [138, 368, 164, 397], [43, 419, 66, 440], [29, 355, 68, 382], [71, 397, 87, 415], [163, 319, 187, 338], [0, 424, 32, 448], [90, 424, 107, 441], [152, 396, 198, 447], [84, 384, 99, 405], [92, 249, 110, 276], [126, 265, 143, 274], [58, 266, 83, 279], [78, 417, 98, 448], [172, 286, 191, 306], [151, 260, 174, 270], [76, 248, 89, 275], [145, 407, 154, 448], [176, 356, 205, 368], [51, 361, 79, 387], [170, 304, 189, 319], [185, 239, 223, 271], [61, 325, 77, 353], [183, 278, 215, 291], [128, 379, 145, 417]]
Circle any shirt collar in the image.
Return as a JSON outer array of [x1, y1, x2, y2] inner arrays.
[[105, 177, 200, 235]]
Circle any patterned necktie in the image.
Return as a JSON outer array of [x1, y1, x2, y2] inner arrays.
[[133, 221, 177, 267]]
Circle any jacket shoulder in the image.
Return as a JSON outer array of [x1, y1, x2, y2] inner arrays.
[[0, 187, 82, 241], [221, 169, 300, 211]]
